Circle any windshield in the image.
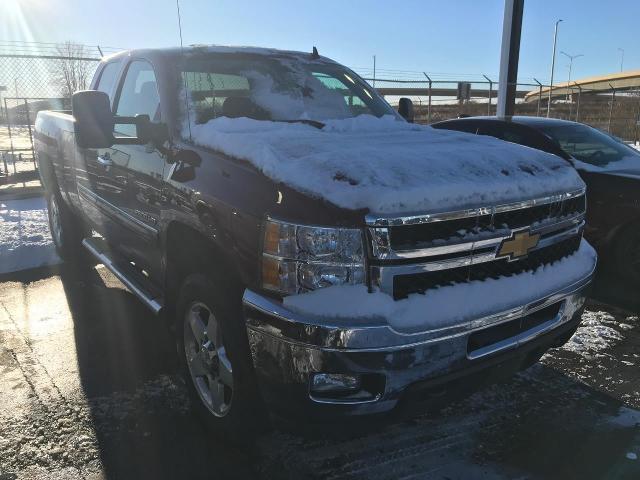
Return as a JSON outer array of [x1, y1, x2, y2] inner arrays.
[[538, 123, 640, 169], [179, 53, 397, 126]]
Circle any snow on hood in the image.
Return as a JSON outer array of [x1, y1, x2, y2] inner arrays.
[[188, 115, 584, 215]]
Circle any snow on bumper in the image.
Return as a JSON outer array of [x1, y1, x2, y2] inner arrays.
[[243, 241, 596, 415]]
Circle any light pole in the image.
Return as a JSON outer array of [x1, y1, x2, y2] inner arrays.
[[547, 19, 563, 117], [618, 48, 624, 72], [372, 55, 376, 88], [560, 51, 583, 100]]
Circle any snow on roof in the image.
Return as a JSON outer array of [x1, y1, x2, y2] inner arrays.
[[112, 45, 335, 64], [188, 115, 585, 215]]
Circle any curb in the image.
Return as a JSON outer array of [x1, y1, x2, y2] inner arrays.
[[0, 186, 44, 201]]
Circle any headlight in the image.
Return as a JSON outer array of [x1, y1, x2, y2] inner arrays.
[[262, 219, 365, 295]]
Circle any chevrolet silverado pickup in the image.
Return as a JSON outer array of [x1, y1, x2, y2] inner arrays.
[[35, 46, 597, 435]]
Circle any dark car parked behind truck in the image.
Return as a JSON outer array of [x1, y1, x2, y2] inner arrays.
[[433, 116, 640, 283], [35, 46, 596, 436]]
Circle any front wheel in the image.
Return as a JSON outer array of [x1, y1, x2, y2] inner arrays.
[[176, 273, 266, 440]]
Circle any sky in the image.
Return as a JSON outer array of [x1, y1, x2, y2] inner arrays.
[[1, 0, 638, 84]]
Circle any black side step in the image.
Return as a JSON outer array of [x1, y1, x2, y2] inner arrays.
[[82, 238, 164, 315]]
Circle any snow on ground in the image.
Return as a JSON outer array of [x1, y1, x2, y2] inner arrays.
[[284, 240, 597, 332], [561, 310, 637, 357], [0, 196, 60, 274], [189, 115, 584, 215]]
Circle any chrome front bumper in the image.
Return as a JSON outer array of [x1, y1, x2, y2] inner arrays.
[[243, 262, 595, 417]]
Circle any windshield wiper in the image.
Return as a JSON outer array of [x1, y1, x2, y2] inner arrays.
[[277, 119, 325, 129]]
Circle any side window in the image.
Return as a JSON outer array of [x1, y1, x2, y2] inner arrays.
[[115, 60, 161, 137], [95, 62, 121, 100]]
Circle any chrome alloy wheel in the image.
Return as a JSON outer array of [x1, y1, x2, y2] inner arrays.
[[49, 195, 62, 247], [184, 301, 234, 417]]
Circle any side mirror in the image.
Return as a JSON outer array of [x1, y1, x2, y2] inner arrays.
[[72, 91, 114, 149], [398, 97, 415, 123]]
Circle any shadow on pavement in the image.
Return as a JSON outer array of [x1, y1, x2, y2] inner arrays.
[[41, 262, 640, 480], [57, 264, 259, 479]]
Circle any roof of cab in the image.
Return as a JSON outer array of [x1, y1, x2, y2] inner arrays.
[[100, 45, 335, 64]]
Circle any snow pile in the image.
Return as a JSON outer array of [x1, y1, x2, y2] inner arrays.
[[562, 310, 637, 357], [284, 240, 597, 333], [0, 197, 60, 274], [189, 115, 584, 215]]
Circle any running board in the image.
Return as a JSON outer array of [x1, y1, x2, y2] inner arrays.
[[82, 238, 164, 315]]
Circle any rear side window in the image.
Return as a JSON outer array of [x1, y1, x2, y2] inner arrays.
[[95, 62, 121, 100]]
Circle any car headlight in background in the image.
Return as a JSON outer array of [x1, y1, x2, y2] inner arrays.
[[262, 219, 365, 295]]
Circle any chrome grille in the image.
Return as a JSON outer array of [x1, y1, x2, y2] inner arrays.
[[367, 189, 586, 296], [375, 191, 585, 254], [393, 235, 581, 299]]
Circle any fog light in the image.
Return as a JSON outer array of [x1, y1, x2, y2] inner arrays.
[[311, 373, 361, 394]]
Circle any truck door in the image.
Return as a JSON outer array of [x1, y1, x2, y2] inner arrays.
[[77, 59, 124, 226], [93, 59, 167, 280]]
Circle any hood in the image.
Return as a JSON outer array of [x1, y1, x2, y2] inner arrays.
[[188, 115, 585, 216]]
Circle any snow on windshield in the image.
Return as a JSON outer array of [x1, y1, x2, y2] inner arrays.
[[572, 155, 640, 173], [186, 115, 585, 215], [241, 66, 351, 120], [181, 54, 394, 124]]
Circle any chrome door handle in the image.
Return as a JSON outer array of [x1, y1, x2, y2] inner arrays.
[[97, 155, 113, 167]]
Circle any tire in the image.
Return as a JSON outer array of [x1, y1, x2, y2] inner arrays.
[[46, 190, 90, 263], [612, 223, 640, 284], [176, 272, 267, 441]]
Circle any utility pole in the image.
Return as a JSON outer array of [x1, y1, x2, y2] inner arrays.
[[496, 0, 525, 118], [547, 19, 563, 117], [618, 48, 625, 72], [560, 51, 583, 100]]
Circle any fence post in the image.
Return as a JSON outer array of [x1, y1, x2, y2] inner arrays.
[[634, 90, 640, 145], [23, 98, 36, 168], [533, 78, 543, 117], [423, 73, 432, 123], [4, 98, 15, 159], [608, 83, 616, 133], [483, 75, 493, 116], [575, 83, 582, 122]]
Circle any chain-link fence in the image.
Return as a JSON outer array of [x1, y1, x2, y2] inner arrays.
[[1, 41, 639, 188], [371, 77, 640, 143], [0, 42, 111, 187]]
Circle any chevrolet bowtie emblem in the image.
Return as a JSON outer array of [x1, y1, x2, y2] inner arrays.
[[497, 230, 540, 260]]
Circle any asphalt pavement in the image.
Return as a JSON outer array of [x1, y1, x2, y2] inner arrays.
[[0, 263, 639, 480]]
